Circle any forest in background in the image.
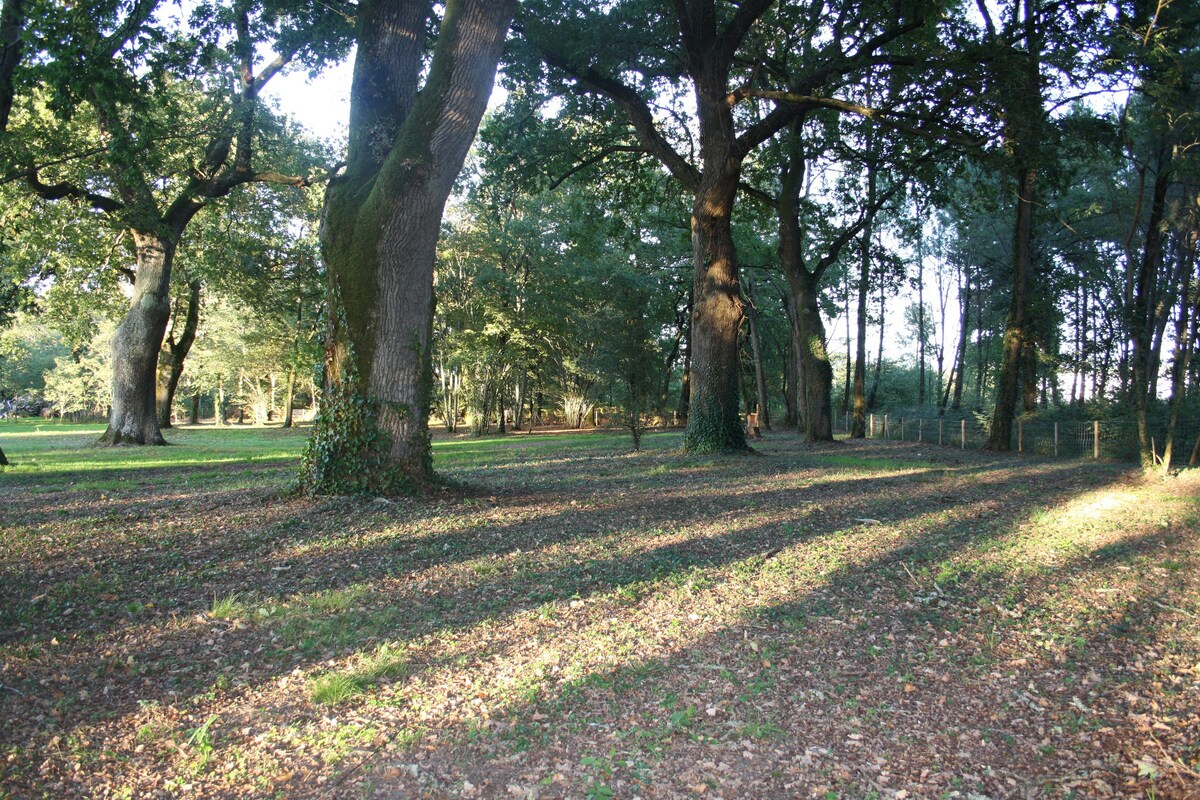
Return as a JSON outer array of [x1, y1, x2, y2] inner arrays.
[[0, 0, 1197, 476]]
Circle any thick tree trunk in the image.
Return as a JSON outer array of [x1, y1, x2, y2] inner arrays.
[[988, 163, 1035, 451], [987, 1, 1044, 451], [156, 279, 201, 429], [101, 231, 175, 445], [189, 392, 200, 425], [683, 165, 748, 452], [305, 0, 514, 493], [0, 445, 8, 466]]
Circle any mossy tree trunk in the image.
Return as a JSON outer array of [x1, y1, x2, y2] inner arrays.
[[303, 0, 514, 494], [683, 157, 749, 453], [102, 231, 176, 445]]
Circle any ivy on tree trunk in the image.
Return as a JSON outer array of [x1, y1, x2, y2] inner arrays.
[[301, 0, 514, 495]]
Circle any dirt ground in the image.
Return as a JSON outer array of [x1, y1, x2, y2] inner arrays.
[[1, 429, 1198, 799]]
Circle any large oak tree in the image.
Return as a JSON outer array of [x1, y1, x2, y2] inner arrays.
[[301, 0, 515, 494]]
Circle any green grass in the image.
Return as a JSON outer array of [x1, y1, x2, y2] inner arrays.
[[0, 420, 680, 492]]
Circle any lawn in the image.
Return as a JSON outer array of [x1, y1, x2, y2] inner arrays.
[[1, 422, 1198, 799]]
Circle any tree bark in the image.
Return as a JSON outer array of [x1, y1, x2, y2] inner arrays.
[[952, 265, 970, 410], [282, 367, 296, 428], [156, 279, 201, 429], [986, 0, 1044, 452], [102, 231, 176, 445], [776, 126, 846, 442], [0, 0, 23, 136], [917, 236, 926, 406], [1021, 337, 1038, 413], [306, 0, 514, 493], [851, 146, 877, 438], [684, 161, 748, 452], [1131, 146, 1172, 468], [868, 279, 885, 410], [745, 275, 770, 429]]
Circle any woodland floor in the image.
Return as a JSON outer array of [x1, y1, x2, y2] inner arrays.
[[1, 421, 1199, 800]]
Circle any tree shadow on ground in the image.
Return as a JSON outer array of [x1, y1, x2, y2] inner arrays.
[[2, 435, 1188, 799]]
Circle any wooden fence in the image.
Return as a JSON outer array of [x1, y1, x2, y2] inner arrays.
[[833, 412, 1200, 463]]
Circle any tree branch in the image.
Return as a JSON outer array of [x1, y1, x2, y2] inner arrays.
[[713, 0, 776, 70], [743, 89, 986, 147], [547, 145, 647, 190], [24, 168, 124, 213], [538, 46, 701, 191]]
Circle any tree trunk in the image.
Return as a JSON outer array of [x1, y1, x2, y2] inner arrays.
[[0, 445, 8, 466], [842, 270, 852, 418], [304, 0, 514, 494], [683, 162, 748, 453], [917, 240, 926, 406], [851, 156, 877, 438], [952, 266, 970, 410], [745, 275, 770, 429], [781, 289, 800, 428], [776, 127, 837, 442], [682, 139, 748, 452], [101, 231, 176, 445], [986, 1, 1044, 451], [868, 280, 885, 410], [282, 367, 296, 428], [988, 162, 1035, 451], [0, 0, 24, 136], [189, 392, 200, 425], [1131, 146, 1173, 468], [1022, 338, 1038, 413], [156, 279, 201, 429]]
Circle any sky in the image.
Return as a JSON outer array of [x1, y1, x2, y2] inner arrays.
[[270, 57, 354, 144]]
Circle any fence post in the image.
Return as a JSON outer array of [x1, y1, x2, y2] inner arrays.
[[1054, 421, 1059, 457], [870, 413, 875, 438], [961, 418, 966, 449], [1094, 420, 1100, 460], [939, 419, 944, 446], [884, 414, 889, 438], [1018, 419, 1023, 453]]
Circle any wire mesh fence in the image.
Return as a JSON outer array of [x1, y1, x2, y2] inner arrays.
[[831, 411, 1200, 464]]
